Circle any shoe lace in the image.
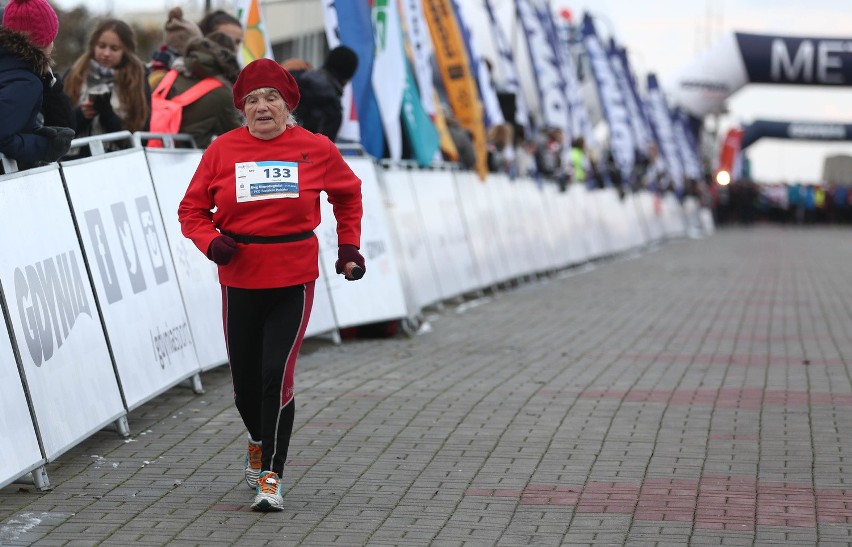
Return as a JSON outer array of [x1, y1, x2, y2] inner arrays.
[[258, 473, 280, 495], [247, 442, 262, 469]]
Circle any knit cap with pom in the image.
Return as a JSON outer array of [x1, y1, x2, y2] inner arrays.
[[163, 7, 202, 55]]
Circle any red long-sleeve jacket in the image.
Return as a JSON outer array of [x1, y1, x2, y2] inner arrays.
[[178, 125, 362, 289]]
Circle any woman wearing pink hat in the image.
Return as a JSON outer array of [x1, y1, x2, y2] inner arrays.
[[0, 0, 74, 169], [178, 58, 366, 512]]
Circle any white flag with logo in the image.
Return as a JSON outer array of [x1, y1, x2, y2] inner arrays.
[[371, 0, 405, 160]]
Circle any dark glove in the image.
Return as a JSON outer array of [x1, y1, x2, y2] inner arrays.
[[207, 235, 238, 265], [36, 126, 75, 163], [335, 244, 366, 279]]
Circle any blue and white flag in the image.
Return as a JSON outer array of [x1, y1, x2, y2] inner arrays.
[[552, 13, 595, 146], [580, 13, 635, 183], [451, 0, 504, 128], [646, 73, 684, 192], [483, 0, 529, 132], [515, 0, 569, 136], [672, 110, 703, 180], [608, 42, 655, 154], [334, 1, 385, 158]]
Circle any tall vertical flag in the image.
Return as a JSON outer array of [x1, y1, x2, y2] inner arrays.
[[673, 109, 703, 181], [422, 0, 489, 179], [371, 0, 405, 161], [483, 0, 529, 132], [552, 11, 595, 146], [451, 0, 505, 129], [515, 0, 569, 137], [236, 0, 275, 66], [322, 0, 360, 143], [580, 13, 635, 184], [402, 58, 441, 167], [399, 0, 437, 117], [608, 42, 655, 154], [333, 2, 385, 158], [646, 73, 685, 193]]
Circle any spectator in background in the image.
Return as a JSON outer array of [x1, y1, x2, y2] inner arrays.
[[155, 36, 242, 148], [0, 0, 74, 169], [64, 19, 151, 141], [198, 10, 243, 54], [147, 7, 202, 89], [444, 108, 476, 170], [569, 136, 588, 189], [535, 127, 566, 190], [486, 123, 515, 177], [291, 46, 358, 141]]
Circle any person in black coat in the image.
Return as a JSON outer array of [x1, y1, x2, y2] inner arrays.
[[0, 0, 74, 170], [291, 45, 358, 141]]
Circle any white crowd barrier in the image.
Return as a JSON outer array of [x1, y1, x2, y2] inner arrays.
[[0, 138, 714, 491]]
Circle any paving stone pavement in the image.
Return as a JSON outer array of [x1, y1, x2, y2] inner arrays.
[[2, 226, 852, 546]]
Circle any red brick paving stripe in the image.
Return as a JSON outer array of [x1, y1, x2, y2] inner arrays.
[[465, 477, 852, 530], [577, 388, 852, 408]]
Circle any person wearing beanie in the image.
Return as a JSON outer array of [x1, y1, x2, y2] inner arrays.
[[178, 58, 364, 512], [289, 45, 358, 141], [0, 0, 75, 169], [147, 7, 203, 89], [157, 36, 241, 148], [64, 19, 151, 147]]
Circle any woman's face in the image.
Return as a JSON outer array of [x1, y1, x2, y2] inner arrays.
[[93, 30, 125, 69], [244, 88, 288, 140], [216, 23, 243, 52]]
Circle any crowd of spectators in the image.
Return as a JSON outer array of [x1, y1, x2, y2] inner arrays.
[[712, 180, 852, 225]]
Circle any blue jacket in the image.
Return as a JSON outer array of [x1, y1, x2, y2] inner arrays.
[[0, 28, 50, 167]]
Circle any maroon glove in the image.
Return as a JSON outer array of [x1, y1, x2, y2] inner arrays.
[[207, 235, 238, 265], [335, 244, 365, 279]]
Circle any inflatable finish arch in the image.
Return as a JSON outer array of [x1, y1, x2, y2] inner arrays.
[[741, 120, 852, 149], [667, 31, 852, 118]]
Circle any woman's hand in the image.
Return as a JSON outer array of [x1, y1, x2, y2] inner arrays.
[[79, 100, 97, 120]]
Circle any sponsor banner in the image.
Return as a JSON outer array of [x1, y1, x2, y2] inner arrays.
[[0, 165, 124, 460], [647, 73, 685, 192], [379, 167, 442, 312], [0, 318, 43, 488], [317, 158, 409, 328], [736, 32, 852, 86], [553, 15, 595, 145], [742, 119, 852, 149], [609, 44, 655, 152], [515, 0, 570, 136], [666, 32, 749, 117], [145, 150, 226, 370], [422, 0, 489, 179], [452, 0, 505, 128], [484, 0, 530, 131], [409, 169, 480, 298], [401, 59, 441, 167], [672, 110, 703, 180], [581, 13, 635, 182], [62, 150, 200, 410]]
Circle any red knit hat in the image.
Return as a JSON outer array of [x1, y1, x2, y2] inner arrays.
[[2, 0, 59, 48], [233, 58, 301, 112]]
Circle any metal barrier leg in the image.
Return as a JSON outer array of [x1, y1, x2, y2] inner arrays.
[[31, 466, 51, 491], [191, 373, 204, 395], [114, 416, 131, 438]]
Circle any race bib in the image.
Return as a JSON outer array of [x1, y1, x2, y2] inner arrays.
[[235, 161, 299, 202]]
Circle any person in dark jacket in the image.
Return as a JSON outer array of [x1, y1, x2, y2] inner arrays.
[[0, 0, 74, 170], [291, 45, 358, 141]]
